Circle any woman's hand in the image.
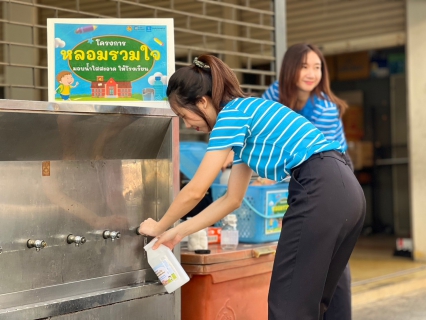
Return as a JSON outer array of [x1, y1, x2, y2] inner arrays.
[[153, 228, 184, 250], [138, 218, 163, 237]]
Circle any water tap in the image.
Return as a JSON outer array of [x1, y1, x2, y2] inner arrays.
[[27, 239, 47, 252], [67, 234, 87, 246], [103, 230, 121, 241]]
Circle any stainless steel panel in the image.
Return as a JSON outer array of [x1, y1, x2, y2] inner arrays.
[[0, 99, 176, 117], [0, 282, 171, 320], [0, 159, 170, 292], [0, 158, 151, 306], [0, 111, 171, 161], [0, 100, 179, 318], [49, 292, 175, 320], [0, 270, 160, 310]]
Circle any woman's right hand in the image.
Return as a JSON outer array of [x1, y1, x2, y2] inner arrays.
[[138, 218, 163, 237], [153, 227, 184, 250]]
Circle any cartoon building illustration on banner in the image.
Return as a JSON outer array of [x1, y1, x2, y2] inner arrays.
[[47, 19, 174, 108]]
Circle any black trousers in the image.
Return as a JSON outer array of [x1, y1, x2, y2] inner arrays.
[[268, 151, 366, 320], [324, 152, 354, 320], [324, 264, 351, 320]]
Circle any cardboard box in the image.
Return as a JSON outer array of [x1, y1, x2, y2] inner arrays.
[[347, 141, 374, 170], [343, 105, 364, 141], [336, 51, 370, 81]]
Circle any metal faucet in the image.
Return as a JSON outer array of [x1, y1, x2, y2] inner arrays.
[[67, 234, 86, 246], [103, 230, 121, 241], [27, 239, 47, 252]]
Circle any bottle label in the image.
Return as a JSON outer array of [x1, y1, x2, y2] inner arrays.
[[153, 257, 178, 286], [208, 234, 218, 243], [221, 230, 239, 245]]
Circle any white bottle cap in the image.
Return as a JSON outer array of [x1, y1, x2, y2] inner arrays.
[[224, 214, 237, 223]]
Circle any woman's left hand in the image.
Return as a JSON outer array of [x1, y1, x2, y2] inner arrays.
[[153, 228, 184, 250], [138, 218, 163, 237]]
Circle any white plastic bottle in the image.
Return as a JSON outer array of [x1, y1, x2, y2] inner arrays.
[[220, 168, 232, 185], [220, 214, 239, 250], [187, 228, 208, 251], [144, 238, 190, 293]]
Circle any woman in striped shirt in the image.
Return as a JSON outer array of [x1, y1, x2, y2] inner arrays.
[[263, 43, 349, 159], [139, 54, 365, 320], [262, 43, 353, 320]]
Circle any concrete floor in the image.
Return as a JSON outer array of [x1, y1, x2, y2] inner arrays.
[[353, 288, 426, 320], [350, 235, 426, 318], [350, 235, 425, 283]]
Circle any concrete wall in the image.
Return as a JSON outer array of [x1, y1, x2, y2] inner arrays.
[[3, 0, 40, 100], [406, 0, 426, 261]]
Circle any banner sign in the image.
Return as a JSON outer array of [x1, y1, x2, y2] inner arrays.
[[47, 18, 174, 108]]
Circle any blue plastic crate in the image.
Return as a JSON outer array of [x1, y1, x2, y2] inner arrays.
[[212, 182, 289, 243], [180, 141, 220, 184]]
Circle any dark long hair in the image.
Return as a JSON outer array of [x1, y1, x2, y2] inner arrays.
[[278, 43, 348, 116], [166, 55, 248, 131]]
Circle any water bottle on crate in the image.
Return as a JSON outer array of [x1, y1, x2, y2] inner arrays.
[[220, 214, 239, 250]]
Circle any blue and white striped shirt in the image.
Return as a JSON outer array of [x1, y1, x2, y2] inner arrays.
[[207, 97, 341, 181], [262, 81, 347, 151]]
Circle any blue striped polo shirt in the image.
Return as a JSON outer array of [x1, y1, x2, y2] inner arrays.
[[262, 81, 348, 151], [207, 97, 341, 181]]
